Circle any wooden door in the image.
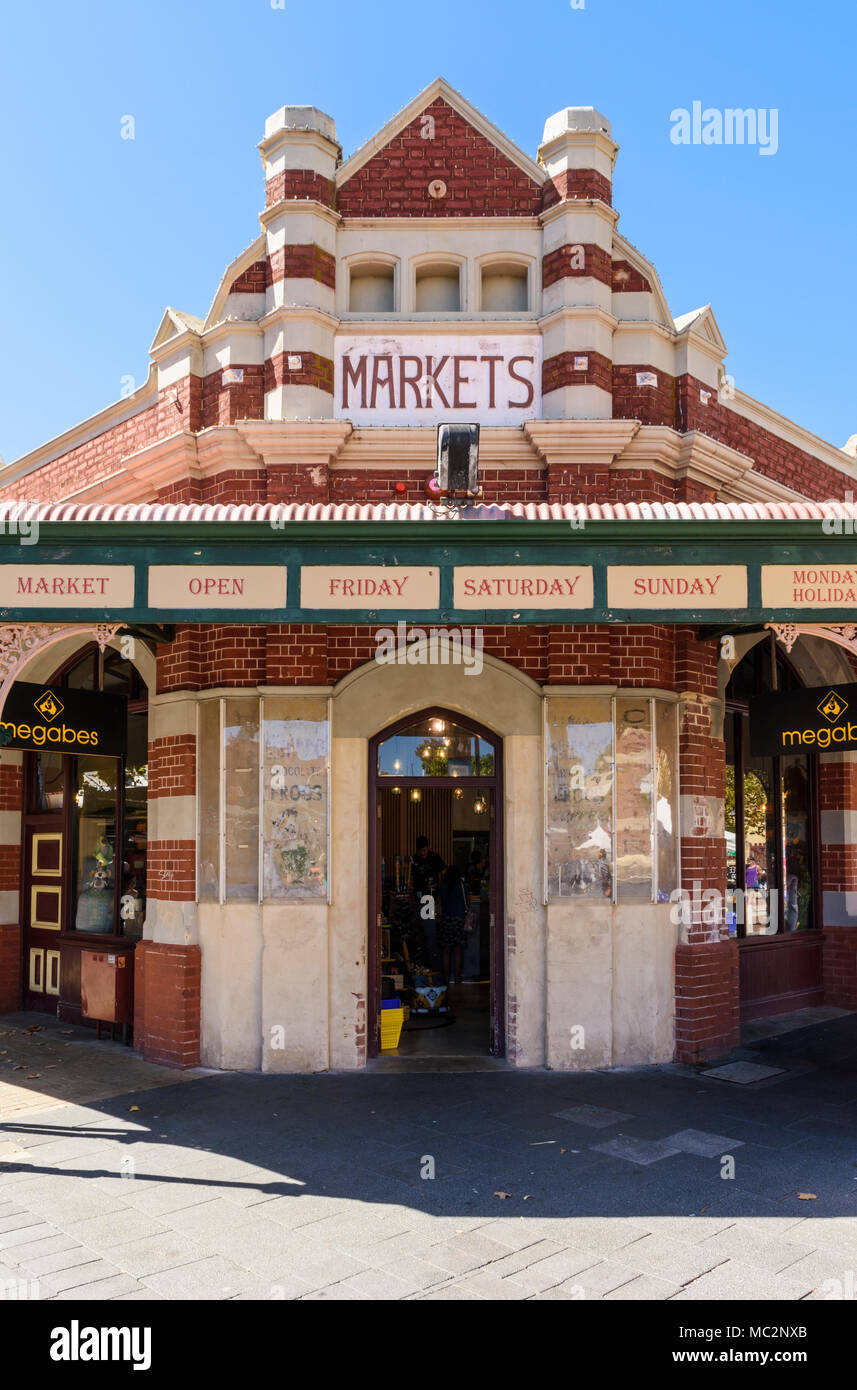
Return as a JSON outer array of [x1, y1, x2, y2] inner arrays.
[[22, 823, 66, 1012]]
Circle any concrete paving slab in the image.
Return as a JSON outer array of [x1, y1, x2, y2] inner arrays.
[[591, 1135, 685, 1165], [551, 1105, 633, 1128], [142, 1256, 261, 1300], [701, 1062, 787, 1084], [665, 1128, 746, 1157]]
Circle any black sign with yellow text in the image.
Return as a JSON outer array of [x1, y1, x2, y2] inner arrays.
[[749, 681, 857, 756], [0, 681, 127, 756]]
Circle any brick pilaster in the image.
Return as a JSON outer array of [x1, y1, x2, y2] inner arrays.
[[819, 755, 857, 1007], [0, 924, 20, 1013], [133, 942, 200, 1068], [674, 629, 737, 1061]]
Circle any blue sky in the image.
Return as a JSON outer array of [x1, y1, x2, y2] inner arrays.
[[1, 0, 854, 464]]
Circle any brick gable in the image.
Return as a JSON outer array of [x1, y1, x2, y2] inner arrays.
[[337, 98, 542, 218]]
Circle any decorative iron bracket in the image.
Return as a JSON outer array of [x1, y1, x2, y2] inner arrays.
[[766, 623, 857, 657]]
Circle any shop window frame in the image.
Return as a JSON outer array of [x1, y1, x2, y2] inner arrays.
[[725, 642, 822, 940], [543, 692, 680, 906], [196, 694, 332, 906]]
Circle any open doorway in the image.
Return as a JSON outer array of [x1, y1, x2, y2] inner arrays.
[[368, 709, 503, 1060]]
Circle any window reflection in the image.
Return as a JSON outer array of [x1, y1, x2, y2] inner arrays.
[[74, 755, 118, 933], [31, 751, 64, 813], [725, 647, 815, 938], [378, 718, 494, 778], [547, 697, 614, 899]]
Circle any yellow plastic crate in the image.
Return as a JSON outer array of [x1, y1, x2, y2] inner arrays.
[[380, 1004, 404, 1050]]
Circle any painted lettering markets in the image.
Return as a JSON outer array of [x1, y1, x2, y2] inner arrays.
[[340, 353, 536, 411]]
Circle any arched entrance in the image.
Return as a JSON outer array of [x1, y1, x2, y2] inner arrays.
[[725, 636, 823, 1019], [368, 707, 503, 1060], [19, 642, 149, 1023]]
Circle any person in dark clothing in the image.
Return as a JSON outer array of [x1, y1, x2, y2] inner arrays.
[[438, 863, 469, 986], [467, 848, 486, 894], [411, 835, 445, 903]]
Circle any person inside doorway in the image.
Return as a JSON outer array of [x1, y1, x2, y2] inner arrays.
[[410, 835, 445, 905], [467, 847, 486, 894], [438, 862, 469, 987]]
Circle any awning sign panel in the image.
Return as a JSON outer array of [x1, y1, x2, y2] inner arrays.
[[0, 566, 135, 608], [454, 566, 594, 609], [761, 565, 857, 608], [607, 565, 748, 609], [148, 566, 287, 609], [301, 566, 439, 609]]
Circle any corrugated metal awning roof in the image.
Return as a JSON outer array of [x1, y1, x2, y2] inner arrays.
[[1, 499, 856, 524]]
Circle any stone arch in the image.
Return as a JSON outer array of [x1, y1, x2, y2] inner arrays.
[[717, 628, 854, 709], [332, 642, 543, 739], [18, 629, 157, 693]]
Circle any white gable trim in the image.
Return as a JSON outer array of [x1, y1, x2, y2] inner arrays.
[[204, 234, 267, 330]]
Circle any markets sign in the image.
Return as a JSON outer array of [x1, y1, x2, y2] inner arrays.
[[334, 335, 542, 426], [749, 682, 857, 755], [0, 681, 127, 756]]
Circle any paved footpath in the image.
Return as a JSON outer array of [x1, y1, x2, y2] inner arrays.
[[0, 1011, 856, 1301]]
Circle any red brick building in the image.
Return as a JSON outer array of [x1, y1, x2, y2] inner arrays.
[[1, 79, 856, 1071]]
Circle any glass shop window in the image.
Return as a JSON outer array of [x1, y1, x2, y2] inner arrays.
[[546, 697, 614, 900], [263, 696, 329, 900], [73, 755, 119, 934], [197, 695, 331, 903], [724, 642, 816, 937], [224, 699, 260, 902], [546, 696, 679, 904], [197, 699, 221, 903], [50, 645, 149, 938], [121, 712, 148, 938], [378, 716, 494, 779], [29, 750, 64, 813]]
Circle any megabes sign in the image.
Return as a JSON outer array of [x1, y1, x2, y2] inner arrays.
[[0, 681, 127, 756], [749, 682, 857, 756]]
